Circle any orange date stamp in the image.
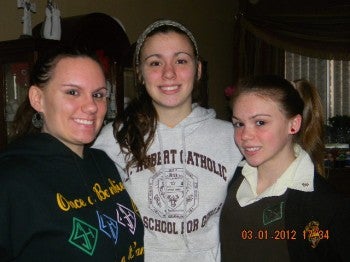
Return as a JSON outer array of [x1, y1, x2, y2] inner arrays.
[[241, 229, 297, 240], [241, 228, 329, 242]]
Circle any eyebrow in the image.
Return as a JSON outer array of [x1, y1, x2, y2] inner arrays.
[[61, 84, 107, 92], [143, 51, 193, 61], [62, 83, 81, 88], [232, 114, 272, 120]]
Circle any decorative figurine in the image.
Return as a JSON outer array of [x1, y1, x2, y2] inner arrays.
[[17, 0, 36, 37], [42, 0, 61, 40]]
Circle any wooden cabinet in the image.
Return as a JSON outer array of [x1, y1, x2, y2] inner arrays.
[[0, 13, 131, 150]]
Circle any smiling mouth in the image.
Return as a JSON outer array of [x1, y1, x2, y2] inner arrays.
[[244, 147, 260, 152], [74, 118, 94, 125], [160, 85, 179, 91]]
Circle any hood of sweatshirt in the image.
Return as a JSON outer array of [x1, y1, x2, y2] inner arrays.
[[157, 103, 216, 134], [0, 133, 94, 192], [1, 133, 79, 160], [0, 133, 107, 192]]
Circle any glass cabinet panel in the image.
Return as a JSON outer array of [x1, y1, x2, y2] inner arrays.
[[3, 61, 30, 143]]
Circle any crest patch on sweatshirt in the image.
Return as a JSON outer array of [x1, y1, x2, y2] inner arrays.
[[149, 168, 199, 218]]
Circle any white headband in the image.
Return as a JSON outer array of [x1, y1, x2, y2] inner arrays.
[[135, 19, 199, 65]]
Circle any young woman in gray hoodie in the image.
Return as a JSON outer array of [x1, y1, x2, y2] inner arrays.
[[93, 19, 242, 262]]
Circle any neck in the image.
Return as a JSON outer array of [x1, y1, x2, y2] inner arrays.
[[256, 146, 296, 194], [156, 104, 192, 128], [64, 143, 84, 158]]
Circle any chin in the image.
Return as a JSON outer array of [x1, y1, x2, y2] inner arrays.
[[73, 134, 96, 145], [244, 157, 261, 167]]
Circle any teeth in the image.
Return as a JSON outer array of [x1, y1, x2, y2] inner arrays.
[[245, 147, 259, 152], [74, 119, 93, 125], [161, 86, 178, 91]]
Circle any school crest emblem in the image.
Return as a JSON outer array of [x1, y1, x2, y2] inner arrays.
[[304, 221, 321, 248], [149, 168, 198, 218]]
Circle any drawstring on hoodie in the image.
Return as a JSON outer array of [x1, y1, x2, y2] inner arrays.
[[156, 131, 169, 220], [181, 126, 190, 249]]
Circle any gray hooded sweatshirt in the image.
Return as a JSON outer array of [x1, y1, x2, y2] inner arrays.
[[93, 104, 242, 262]]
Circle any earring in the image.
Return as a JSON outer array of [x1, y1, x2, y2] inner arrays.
[[32, 112, 43, 129]]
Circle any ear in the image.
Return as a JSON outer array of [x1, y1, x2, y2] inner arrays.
[[289, 114, 302, 134], [28, 85, 44, 112], [196, 60, 202, 81]]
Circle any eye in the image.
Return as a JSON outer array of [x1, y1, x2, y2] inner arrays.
[[149, 60, 161, 67], [66, 89, 78, 96], [92, 90, 107, 99], [176, 59, 188, 65], [256, 120, 266, 126], [232, 121, 243, 128]]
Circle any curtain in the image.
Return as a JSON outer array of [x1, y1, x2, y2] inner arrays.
[[233, 0, 350, 83], [332, 61, 350, 116], [232, 13, 284, 82], [284, 53, 328, 114], [283, 53, 350, 120]]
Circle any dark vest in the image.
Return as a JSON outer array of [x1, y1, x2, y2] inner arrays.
[[220, 172, 290, 262]]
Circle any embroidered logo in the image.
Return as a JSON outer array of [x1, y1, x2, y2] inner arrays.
[[304, 221, 321, 248], [116, 203, 137, 235], [263, 202, 284, 225], [149, 168, 198, 218], [97, 211, 119, 244], [68, 217, 98, 256]]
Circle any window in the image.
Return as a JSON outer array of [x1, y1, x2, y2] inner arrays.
[[285, 52, 350, 123]]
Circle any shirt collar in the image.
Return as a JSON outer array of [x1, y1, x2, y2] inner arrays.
[[237, 144, 314, 207]]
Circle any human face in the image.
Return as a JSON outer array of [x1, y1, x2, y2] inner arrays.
[[139, 31, 201, 115], [232, 93, 298, 171], [31, 57, 107, 157]]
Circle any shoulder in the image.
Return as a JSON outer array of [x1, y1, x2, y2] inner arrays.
[[286, 175, 348, 214], [93, 122, 121, 159], [202, 118, 234, 134], [86, 147, 123, 178], [88, 147, 115, 165], [192, 105, 233, 129], [0, 156, 36, 192], [95, 122, 114, 142], [287, 178, 341, 204], [314, 174, 337, 191], [210, 118, 233, 128]]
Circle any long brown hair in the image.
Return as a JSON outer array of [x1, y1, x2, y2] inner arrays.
[[293, 79, 325, 177], [114, 20, 201, 172]]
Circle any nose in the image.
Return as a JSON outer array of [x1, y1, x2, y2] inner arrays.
[[82, 96, 98, 114], [162, 63, 176, 79], [240, 126, 254, 141]]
